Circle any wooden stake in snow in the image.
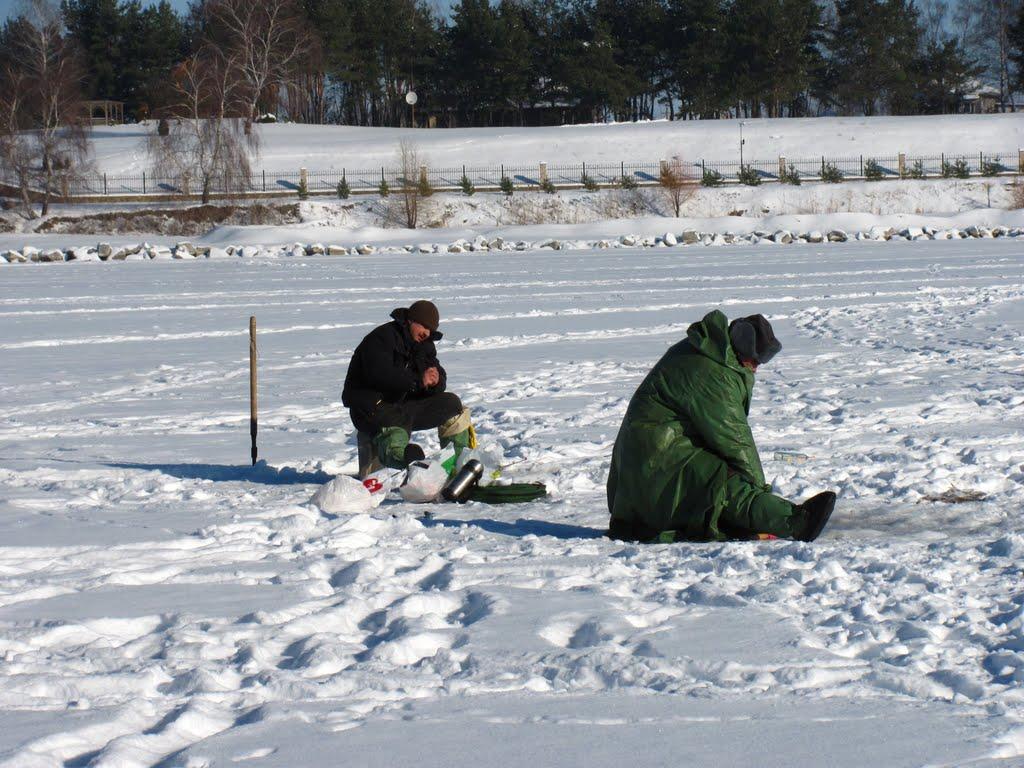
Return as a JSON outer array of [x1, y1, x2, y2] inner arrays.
[[249, 315, 258, 466]]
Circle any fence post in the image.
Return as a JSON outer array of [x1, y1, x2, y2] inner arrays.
[[660, 158, 668, 177], [860, 154, 864, 177], [1019, 148, 1024, 173], [701, 159, 706, 177], [103, 173, 107, 195], [539, 162, 547, 182], [582, 161, 586, 182], [821, 156, 825, 176], [262, 170, 266, 192], [300, 167, 308, 192], [142, 171, 146, 195], [898, 153, 906, 178], [778, 156, 785, 178]]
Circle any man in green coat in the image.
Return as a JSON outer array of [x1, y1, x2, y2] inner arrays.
[[607, 310, 835, 543]]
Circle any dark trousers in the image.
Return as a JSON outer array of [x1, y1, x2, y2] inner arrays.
[[350, 392, 463, 437]]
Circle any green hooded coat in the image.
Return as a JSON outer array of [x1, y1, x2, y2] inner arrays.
[[607, 310, 771, 542]]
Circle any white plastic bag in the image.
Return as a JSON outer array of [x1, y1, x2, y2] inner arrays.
[[399, 459, 449, 503], [309, 475, 380, 514], [455, 446, 505, 486]]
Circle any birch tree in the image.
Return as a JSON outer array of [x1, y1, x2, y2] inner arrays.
[[147, 48, 258, 203]]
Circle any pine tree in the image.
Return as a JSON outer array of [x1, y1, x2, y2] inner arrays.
[[663, 0, 730, 119], [828, 0, 925, 115], [1009, 3, 1024, 92], [61, 0, 123, 100], [554, 10, 630, 121], [725, 0, 823, 118], [913, 39, 982, 114]]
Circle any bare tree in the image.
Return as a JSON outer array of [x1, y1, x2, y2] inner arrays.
[[390, 139, 426, 229], [0, 63, 35, 213], [0, 0, 92, 217], [659, 157, 698, 217], [920, 0, 952, 46], [959, 0, 1022, 111], [147, 48, 259, 204], [286, 36, 327, 124], [203, 0, 307, 125]]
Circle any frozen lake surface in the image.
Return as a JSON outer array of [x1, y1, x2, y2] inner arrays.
[[1, 240, 1023, 767]]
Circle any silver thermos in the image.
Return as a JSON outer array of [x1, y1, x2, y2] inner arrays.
[[442, 459, 483, 502]]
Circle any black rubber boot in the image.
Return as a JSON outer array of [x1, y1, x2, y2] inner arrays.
[[795, 491, 837, 542], [403, 443, 426, 464]]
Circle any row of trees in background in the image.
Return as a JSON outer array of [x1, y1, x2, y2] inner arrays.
[[3, 0, 1024, 214], [1, 0, 1024, 130]]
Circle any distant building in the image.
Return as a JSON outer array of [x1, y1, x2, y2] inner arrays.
[[959, 81, 1007, 114], [83, 100, 125, 125]]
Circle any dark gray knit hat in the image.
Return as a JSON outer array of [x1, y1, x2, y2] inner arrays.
[[407, 300, 440, 331], [729, 314, 782, 365]]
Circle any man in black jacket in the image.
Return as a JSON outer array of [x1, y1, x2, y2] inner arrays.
[[343, 300, 473, 472]]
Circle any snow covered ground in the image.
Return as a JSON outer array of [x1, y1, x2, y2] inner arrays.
[[90, 113, 1024, 174], [2, 238, 1024, 767]]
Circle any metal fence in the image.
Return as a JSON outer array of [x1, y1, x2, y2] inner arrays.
[[6, 149, 1022, 201]]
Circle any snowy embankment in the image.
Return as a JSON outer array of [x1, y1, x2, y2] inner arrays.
[[3, 213, 1023, 263], [89, 113, 1024, 174], [4, 178, 1024, 262], [1, 242, 1024, 766]]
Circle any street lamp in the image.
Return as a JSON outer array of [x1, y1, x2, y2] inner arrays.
[[406, 90, 418, 128]]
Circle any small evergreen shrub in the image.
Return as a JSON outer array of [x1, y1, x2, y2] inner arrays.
[[157, 117, 170, 137], [297, 178, 309, 199], [618, 173, 638, 190], [378, 179, 390, 197], [500, 175, 514, 196], [980, 157, 1002, 176], [417, 174, 434, 198], [779, 163, 801, 185], [459, 174, 475, 196], [581, 173, 599, 191], [821, 162, 844, 183], [863, 158, 884, 181], [737, 164, 761, 186], [907, 159, 926, 179], [540, 177, 556, 194], [336, 177, 350, 199], [942, 158, 969, 179], [701, 169, 724, 187]]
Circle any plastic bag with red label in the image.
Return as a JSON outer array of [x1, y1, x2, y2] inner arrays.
[[309, 467, 405, 514], [362, 466, 405, 500]]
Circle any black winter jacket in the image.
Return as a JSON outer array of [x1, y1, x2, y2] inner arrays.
[[342, 308, 448, 416]]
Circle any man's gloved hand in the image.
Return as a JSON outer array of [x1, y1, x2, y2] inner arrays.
[[422, 367, 440, 389]]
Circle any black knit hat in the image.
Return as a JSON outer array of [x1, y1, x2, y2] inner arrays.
[[407, 300, 440, 331], [729, 314, 782, 365]]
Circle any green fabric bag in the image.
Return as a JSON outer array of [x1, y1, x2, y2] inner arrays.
[[467, 482, 548, 504]]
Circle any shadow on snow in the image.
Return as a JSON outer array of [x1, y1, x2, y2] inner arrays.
[[421, 515, 605, 540], [105, 459, 332, 486]]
